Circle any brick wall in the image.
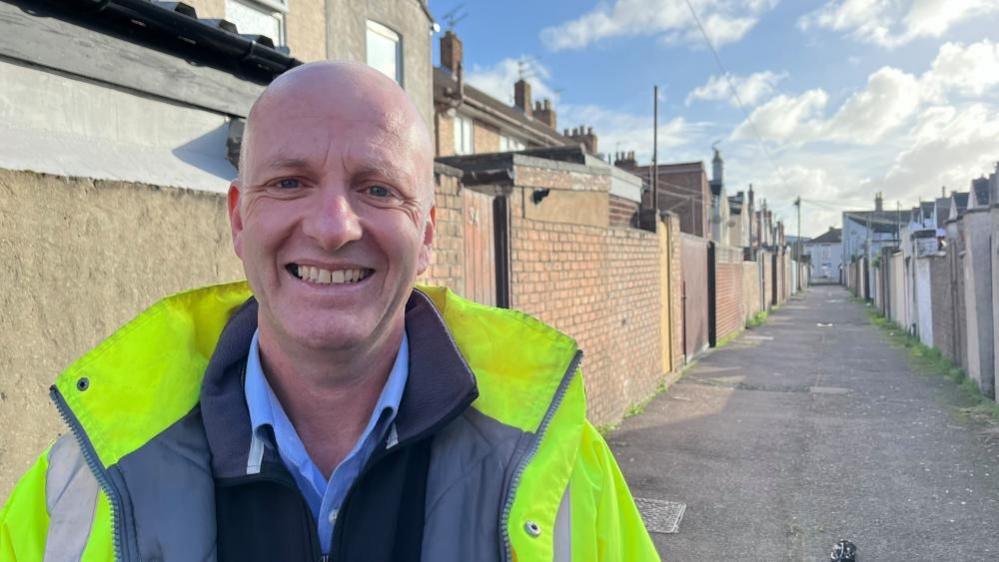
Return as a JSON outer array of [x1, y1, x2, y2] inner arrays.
[[419, 165, 464, 290], [508, 187, 665, 426], [714, 246, 745, 341], [609, 194, 639, 227], [664, 213, 684, 372], [435, 112, 456, 157], [473, 121, 501, 154]]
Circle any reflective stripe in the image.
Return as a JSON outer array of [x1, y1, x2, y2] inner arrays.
[[44, 435, 99, 561], [246, 430, 265, 475], [553, 485, 572, 562]]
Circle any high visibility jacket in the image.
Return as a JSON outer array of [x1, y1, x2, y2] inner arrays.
[[0, 282, 660, 561]]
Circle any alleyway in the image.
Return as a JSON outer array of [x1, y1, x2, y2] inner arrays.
[[611, 285, 999, 561]]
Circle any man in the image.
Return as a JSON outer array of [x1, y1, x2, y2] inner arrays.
[[1, 62, 659, 561]]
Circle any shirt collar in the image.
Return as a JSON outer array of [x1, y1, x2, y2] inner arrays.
[[243, 330, 410, 460]]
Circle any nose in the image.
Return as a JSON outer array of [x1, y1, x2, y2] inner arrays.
[[301, 186, 362, 251]]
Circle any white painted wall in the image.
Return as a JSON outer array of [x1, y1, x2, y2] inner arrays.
[[915, 257, 934, 347], [1, 60, 235, 193]]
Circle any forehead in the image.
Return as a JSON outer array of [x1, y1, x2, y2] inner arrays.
[[248, 103, 421, 174]]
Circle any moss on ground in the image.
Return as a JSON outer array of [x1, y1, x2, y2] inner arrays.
[[865, 308, 999, 424]]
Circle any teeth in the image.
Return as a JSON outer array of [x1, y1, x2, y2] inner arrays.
[[295, 265, 369, 285]]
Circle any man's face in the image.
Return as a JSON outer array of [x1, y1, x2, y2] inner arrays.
[[228, 72, 434, 354]]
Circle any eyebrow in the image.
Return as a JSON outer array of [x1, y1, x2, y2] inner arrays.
[[265, 158, 311, 171]]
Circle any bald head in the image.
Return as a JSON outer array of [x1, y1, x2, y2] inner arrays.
[[238, 61, 434, 205]]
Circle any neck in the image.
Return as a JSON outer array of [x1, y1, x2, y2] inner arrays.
[[257, 321, 404, 479]]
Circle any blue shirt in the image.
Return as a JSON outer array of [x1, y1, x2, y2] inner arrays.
[[243, 329, 409, 554]]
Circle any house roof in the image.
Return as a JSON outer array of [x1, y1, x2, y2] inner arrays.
[[434, 67, 572, 148], [844, 210, 900, 234], [18, 0, 300, 86], [920, 201, 935, 219], [809, 228, 842, 244], [952, 192, 970, 216], [934, 197, 951, 229]]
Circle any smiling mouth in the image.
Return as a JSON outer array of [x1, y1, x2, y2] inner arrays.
[[287, 264, 374, 285]]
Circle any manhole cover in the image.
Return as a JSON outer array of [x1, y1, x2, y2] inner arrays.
[[634, 497, 686, 534]]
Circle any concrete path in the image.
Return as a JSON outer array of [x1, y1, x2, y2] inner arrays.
[[611, 285, 999, 561]]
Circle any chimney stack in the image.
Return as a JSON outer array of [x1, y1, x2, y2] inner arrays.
[[514, 79, 532, 117], [440, 31, 463, 75], [533, 98, 557, 129], [875, 192, 883, 212], [613, 151, 637, 169], [567, 126, 599, 155]]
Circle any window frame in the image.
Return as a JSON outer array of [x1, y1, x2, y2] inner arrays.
[[224, 0, 288, 46], [365, 19, 404, 86]]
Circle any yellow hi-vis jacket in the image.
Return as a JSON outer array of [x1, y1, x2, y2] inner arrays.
[[1, 282, 660, 561]]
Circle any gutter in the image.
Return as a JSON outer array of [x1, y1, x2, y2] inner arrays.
[[23, 0, 301, 84]]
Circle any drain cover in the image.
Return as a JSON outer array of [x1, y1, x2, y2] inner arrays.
[[634, 497, 686, 534]]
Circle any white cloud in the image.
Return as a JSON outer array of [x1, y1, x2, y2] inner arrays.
[[560, 103, 703, 162], [686, 70, 788, 107], [798, 0, 998, 48], [731, 38, 999, 147], [877, 103, 999, 198], [540, 0, 778, 51], [921, 40, 999, 101], [730, 89, 829, 143], [464, 57, 558, 106], [825, 67, 921, 143]]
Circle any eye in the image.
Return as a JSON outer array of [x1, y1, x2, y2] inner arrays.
[[274, 178, 301, 189], [365, 184, 394, 198]]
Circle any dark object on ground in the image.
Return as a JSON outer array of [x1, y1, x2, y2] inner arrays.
[[830, 539, 857, 561]]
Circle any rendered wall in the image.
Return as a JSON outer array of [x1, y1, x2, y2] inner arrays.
[[929, 254, 955, 357], [0, 170, 244, 498], [961, 210, 995, 398]]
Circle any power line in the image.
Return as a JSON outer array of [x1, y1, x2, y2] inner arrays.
[[682, 0, 791, 196]]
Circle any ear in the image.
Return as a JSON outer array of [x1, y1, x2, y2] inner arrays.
[[227, 182, 244, 259], [416, 206, 436, 275]]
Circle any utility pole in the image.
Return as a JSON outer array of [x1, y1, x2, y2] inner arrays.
[[793, 197, 801, 257], [652, 85, 659, 226]]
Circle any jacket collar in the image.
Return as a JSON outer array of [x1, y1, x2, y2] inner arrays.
[[200, 289, 479, 478]]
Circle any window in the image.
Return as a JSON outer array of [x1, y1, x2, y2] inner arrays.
[[499, 134, 525, 152], [453, 115, 474, 155], [225, 0, 286, 46], [366, 20, 403, 85]]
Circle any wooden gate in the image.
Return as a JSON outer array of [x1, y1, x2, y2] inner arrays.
[[462, 189, 496, 306]]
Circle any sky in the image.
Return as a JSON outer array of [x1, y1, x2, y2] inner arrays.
[[430, 0, 999, 237]]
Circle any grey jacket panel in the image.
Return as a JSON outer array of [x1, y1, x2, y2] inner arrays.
[[43, 434, 99, 561], [422, 408, 529, 562], [113, 408, 217, 562]]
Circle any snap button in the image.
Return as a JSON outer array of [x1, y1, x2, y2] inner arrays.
[[76, 377, 90, 392], [524, 520, 541, 537]]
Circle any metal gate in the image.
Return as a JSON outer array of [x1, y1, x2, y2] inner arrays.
[[681, 234, 709, 360]]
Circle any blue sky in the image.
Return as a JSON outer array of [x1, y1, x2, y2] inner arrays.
[[431, 0, 999, 236]]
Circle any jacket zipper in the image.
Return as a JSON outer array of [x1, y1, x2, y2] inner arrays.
[[50, 385, 127, 562], [499, 350, 582, 562]]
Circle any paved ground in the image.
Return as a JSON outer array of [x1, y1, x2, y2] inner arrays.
[[610, 284, 999, 561]]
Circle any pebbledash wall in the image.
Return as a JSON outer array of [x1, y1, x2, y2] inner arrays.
[[0, 170, 246, 498]]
